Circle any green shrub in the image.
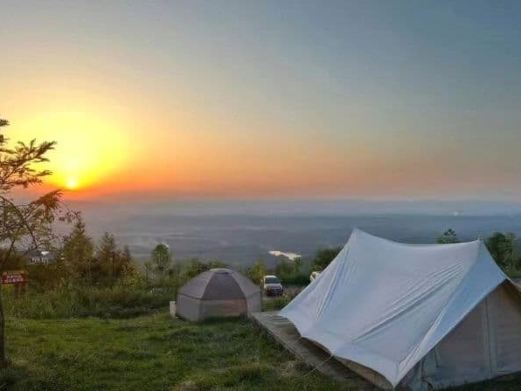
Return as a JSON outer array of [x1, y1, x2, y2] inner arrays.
[[312, 247, 342, 271], [279, 273, 309, 286]]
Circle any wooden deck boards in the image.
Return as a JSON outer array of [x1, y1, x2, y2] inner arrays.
[[251, 311, 376, 390]]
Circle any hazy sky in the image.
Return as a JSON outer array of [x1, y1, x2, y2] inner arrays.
[[2, 1, 521, 200]]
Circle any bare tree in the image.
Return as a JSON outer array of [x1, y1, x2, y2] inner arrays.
[[0, 118, 71, 366]]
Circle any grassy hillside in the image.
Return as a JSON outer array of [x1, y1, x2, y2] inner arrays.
[[0, 311, 519, 390]]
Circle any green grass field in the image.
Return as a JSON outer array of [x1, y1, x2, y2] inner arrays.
[[0, 312, 347, 391], [0, 311, 520, 390]]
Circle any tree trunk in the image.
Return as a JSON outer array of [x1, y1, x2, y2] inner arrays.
[[0, 283, 7, 367]]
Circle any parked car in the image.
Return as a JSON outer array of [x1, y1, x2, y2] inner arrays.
[[262, 275, 283, 296], [309, 271, 321, 282]]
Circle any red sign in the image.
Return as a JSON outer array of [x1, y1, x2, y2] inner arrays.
[[2, 271, 27, 284]]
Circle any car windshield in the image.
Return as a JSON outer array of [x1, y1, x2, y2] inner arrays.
[[265, 277, 280, 284]]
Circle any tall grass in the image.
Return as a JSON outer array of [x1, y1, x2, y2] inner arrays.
[[3, 285, 174, 319]]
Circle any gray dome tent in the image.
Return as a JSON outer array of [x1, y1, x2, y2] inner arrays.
[[176, 268, 261, 321]]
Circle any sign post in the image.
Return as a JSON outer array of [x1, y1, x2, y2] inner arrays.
[[1, 271, 28, 296]]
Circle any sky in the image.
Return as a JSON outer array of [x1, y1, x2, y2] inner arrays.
[[2, 0, 521, 200]]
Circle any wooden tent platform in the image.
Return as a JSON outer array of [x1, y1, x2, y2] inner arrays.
[[251, 311, 376, 390]]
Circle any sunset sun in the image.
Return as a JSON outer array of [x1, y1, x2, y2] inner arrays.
[[66, 177, 79, 190], [17, 109, 133, 194]]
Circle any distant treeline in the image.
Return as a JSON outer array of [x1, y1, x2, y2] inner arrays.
[[437, 229, 521, 276], [5, 222, 521, 319], [3, 216, 231, 318], [247, 228, 521, 285]]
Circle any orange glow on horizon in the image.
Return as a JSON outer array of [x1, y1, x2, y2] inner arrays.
[[5, 85, 503, 201], [12, 107, 136, 194]]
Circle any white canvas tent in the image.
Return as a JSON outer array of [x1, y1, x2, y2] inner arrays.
[[280, 229, 521, 390]]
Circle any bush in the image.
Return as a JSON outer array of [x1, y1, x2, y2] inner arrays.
[[180, 259, 228, 282], [273, 258, 309, 286], [312, 247, 342, 271], [279, 273, 309, 286], [247, 260, 267, 285]]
